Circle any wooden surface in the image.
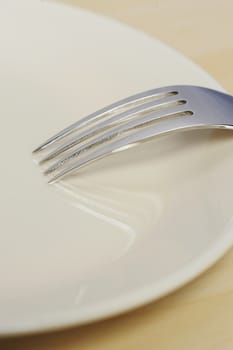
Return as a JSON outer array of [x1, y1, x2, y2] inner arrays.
[[2, 1, 233, 349]]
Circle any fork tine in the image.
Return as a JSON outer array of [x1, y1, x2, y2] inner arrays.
[[44, 102, 188, 175], [39, 93, 181, 164], [33, 86, 179, 153], [46, 110, 195, 183]]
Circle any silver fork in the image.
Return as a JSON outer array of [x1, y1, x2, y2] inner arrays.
[[33, 85, 233, 184]]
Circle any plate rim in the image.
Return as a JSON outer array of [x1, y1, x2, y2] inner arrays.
[[2, 229, 233, 336]]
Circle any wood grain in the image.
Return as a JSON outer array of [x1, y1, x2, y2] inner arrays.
[[1, 1, 233, 349]]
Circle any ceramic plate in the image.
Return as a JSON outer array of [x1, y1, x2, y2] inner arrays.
[[1, 0, 233, 335]]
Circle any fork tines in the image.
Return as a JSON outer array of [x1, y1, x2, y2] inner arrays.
[[33, 85, 194, 183]]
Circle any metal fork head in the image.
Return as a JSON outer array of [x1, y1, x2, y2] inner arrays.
[[33, 85, 233, 183]]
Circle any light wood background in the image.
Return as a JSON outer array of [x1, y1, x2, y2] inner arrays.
[[2, 1, 233, 349]]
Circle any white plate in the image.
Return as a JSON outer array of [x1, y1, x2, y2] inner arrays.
[[1, 0, 233, 336]]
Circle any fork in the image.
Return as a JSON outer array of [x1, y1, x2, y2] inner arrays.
[[33, 85, 233, 184]]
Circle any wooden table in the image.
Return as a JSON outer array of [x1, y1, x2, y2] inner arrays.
[[2, 1, 233, 348]]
